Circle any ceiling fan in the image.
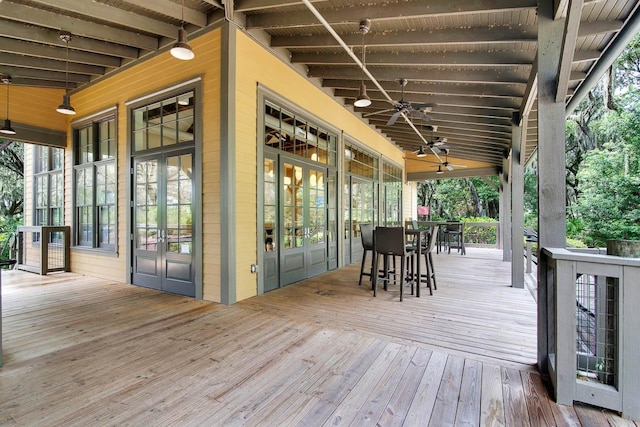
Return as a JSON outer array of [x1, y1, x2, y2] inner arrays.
[[440, 149, 467, 171], [363, 78, 434, 126], [411, 126, 450, 156]]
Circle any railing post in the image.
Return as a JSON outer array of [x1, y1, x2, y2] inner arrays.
[[526, 240, 532, 273], [553, 257, 576, 405], [40, 227, 48, 275], [622, 265, 640, 420]]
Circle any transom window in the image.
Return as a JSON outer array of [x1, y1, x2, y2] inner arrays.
[[264, 101, 337, 166], [344, 143, 378, 180], [73, 115, 117, 250], [133, 91, 194, 152]]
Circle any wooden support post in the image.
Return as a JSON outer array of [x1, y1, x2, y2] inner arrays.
[[511, 113, 526, 289], [501, 156, 511, 262], [537, 0, 568, 373]]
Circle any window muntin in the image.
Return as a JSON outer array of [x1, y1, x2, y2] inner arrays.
[[73, 115, 117, 250], [264, 101, 337, 166]]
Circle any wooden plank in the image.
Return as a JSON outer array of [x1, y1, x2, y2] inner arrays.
[[574, 403, 613, 427], [480, 363, 506, 427], [374, 347, 433, 427], [404, 351, 448, 425], [429, 355, 465, 426], [502, 367, 531, 427], [0, 264, 630, 426], [455, 358, 482, 426], [521, 371, 556, 426]]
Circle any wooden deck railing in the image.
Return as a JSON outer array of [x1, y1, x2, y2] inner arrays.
[[16, 226, 71, 275], [541, 248, 640, 421]]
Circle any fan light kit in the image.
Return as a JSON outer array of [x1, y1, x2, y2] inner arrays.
[[56, 31, 76, 115], [353, 18, 371, 108], [171, 0, 195, 60], [1, 75, 16, 135]]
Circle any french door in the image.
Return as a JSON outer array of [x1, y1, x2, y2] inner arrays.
[[132, 149, 195, 297], [280, 158, 328, 285]]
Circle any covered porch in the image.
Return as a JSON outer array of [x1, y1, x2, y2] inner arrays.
[[1, 250, 634, 426]]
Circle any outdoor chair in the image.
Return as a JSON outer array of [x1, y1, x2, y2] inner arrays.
[[372, 227, 416, 301]]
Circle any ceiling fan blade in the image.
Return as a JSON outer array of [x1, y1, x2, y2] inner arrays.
[[430, 146, 441, 154], [409, 110, 431, 121], [386, 111, 403, 126], [446, 164, 454, 171], [450, 163, 467, 168], [363, 108, 394, 118]]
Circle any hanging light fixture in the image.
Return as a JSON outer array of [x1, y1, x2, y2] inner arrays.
[[171, 0, 195, 60], [416, 146, 427, 157], [56, 31, 76, 115], [436, 165, 444, 174], [1, 75, 16, 135], [353, 18, 371, 108]]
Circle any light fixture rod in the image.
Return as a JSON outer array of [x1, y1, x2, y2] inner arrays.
[[300, 0, 442, 163]]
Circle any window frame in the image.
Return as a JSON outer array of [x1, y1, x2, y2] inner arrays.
[[71, 109, 118, 252], [33, 145, 64, 227]]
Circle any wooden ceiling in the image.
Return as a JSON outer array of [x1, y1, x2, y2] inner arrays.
[[1, 0, 639, 176]]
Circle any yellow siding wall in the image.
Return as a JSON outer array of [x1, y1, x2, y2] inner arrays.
[[0, 86, 67, 132], [234, 29, 404, 301], [20, 29, 222, 299], [403, 181, 418, 223]]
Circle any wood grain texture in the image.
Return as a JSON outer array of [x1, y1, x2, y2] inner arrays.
[[0, 260, 633, 426]]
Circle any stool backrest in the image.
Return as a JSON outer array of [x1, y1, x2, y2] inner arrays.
[[374, 227, 406, 256], [428, 225, 439, 252], [360, 223, 374, 250]]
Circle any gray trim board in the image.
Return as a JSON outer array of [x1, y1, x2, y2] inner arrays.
[[6, 123, 66, 148], [220, 21, 237, 305]]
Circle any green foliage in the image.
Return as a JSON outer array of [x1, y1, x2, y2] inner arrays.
[[460, 216, 498, 245]]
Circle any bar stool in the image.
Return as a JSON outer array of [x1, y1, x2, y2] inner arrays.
[[372, 227, 415, 301], [358, 223, 374, 286]]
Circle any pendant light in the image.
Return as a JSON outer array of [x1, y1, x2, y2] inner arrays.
[[1, 75, 16, 135], [56, 31, 76, 115], [436, 165, 444, 174], [353, 18, 371, 108], [171, 0, 195, 60], [416, 146, 426, 157]]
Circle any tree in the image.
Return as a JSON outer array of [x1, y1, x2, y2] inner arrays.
[[0, 141, 23, 219]]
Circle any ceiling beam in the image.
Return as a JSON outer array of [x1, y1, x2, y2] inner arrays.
[[0, 66, 88, 84], [0, 19, 139, 59], [119, 0, 207, 27], [0, 38, 121, 68], [235, 0, 323, 12], [25, 0, 178, 38], [324, 79, 526, 98], [358, 101, 514, 119], [0, 2, 158, 50], [408, 167, 500, 181], [293, 51, 536, 67], [272, 25, 538, 48], [246, 0, 536, 29], [0, 52, 104, 75], [308, 66, 530, 84], [556, 0, 583, 102], [346, 91, 521, 109]]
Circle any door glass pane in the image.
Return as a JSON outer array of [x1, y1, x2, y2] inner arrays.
[[309, 170, 325, 244], [166, 154, 193, 254], [264, 158, 276, 252], [135, 160, 158, 251], [283, 163, 294, 249]]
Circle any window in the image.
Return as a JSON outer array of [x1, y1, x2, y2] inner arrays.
[[264, 101, 337, 166], [133, 92, 194, 152], [382, 162, 402, 226], [34, 146, 64, 226], [73, 115, 117, 250]]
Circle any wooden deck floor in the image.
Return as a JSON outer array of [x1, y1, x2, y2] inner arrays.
[[0, 248, 637, 426]]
